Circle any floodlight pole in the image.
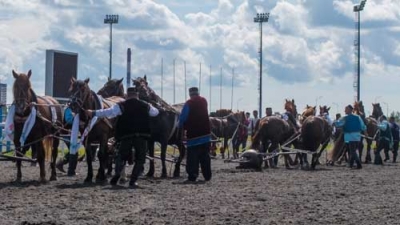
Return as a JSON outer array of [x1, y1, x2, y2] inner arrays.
[[104, 14, 119, 80], [354, 0, 366, 102], [254, 13, 269, 118]]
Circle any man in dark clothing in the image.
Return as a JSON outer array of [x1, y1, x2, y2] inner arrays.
[[86, 87, 159, 188], [376, 115, 393, 165], [389, 116, 399, 163], [265, 107, 273, 117], [179, 87, 211, 183]]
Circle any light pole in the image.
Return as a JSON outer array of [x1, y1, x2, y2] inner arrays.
[[353, 0, 367, 101], [209, 65, 212, 112], [161, 58, 163, 98], [230, 67, 234, 110], [184, 61, 187, 100], [104, 14, 119, 80], [382, 101, 389, 116], [173, 58, 176, 104], [254, 12, 269, 118], [315, 96, 323, 107], [375, 96, 381, 103]]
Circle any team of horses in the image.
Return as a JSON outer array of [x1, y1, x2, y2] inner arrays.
[[9, 70, 383, 183]]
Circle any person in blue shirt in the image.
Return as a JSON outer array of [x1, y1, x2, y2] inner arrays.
[[389, 116, 399, 163], [376, 115, 393, 165], [179, 87, 211, 183], [56, 106, 77, 175], [334, 105, 366, 169]]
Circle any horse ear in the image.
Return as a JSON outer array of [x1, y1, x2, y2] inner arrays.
[[12, 70, 18, 79], [70, 77, 76, 84], [327, 107, 331, 111], [27, 70, 32, 78], [306, 104, 309, 108], [313, 106, 316, 110], [292, 99, 295, 103], [84, 78, 90, 84], [118, 78, 124, 84]]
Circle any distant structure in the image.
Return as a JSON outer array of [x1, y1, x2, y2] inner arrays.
[[45, 50, 78, 103], [0, 83, 6, 105]]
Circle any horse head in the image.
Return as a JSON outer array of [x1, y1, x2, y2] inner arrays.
[[97, 77, 125, 98], [319, 105, 330, 116], [284, 99, 297, 116], [302, 105, 316, 119], [12, 70, 33, 115], [68, 77, 91, 114], [353, 101, 365, 116], [132, 75, 155, 102], [372, 103, 383, 119]]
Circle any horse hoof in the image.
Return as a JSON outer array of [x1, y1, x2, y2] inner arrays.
[[15, 177, 22, 183], [49, 176, 57, 181], [40, 178, 48, 184], [119, 178, 127, 184], [160, 173, 167, 178], [84, 177, 92, 183]]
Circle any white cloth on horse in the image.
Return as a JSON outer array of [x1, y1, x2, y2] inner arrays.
[[3, 104, 37, 146], [70, 113, 80, 155], [80, 116, 98, 146], [282, 113, 289, 121], [4, 105, 15, 142], [322, 113, 333, 126], [19, 107, 37, 146]]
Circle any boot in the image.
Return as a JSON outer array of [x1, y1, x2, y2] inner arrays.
[[56, 158, 68, 173], [67, 154, 78, 176]]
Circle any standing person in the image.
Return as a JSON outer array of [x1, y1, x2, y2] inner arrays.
[[265, 107, 273, 117], [240, 113, 250, 152], [249, 110, 259, 136], [389, 116, 399, 163], [86, 87, 159, 188], [56, 106, 78, 176], [334, 105, 366, 169], [333, 113, 342, 141], [376, 115, 393, 164], [179, 87, 212, 183]]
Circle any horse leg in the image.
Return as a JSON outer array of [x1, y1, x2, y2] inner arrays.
[[358, 139, 364, 163], [173, 143, 185, 178], [49, 137, 60, 181], [95, 137, 108, 183], [84, 140, 94, 183], [268, 143, 278, 168], [35, 142, 47, 183], [365, 140, 372, 163], [146, 140, 155, 177], [160, 142, 168, 178], [15, 142, 23, 182]]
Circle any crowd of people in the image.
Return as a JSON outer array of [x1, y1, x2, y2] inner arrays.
[[58, 86, 400, 187]]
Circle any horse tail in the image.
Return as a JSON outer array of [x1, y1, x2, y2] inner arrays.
[[328, 132, 344, 163], [42, 137, 53, 162]]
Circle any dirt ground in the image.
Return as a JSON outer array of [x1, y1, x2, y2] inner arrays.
[[1, 151, 400, 225]]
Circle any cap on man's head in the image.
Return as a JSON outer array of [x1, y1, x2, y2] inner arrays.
[[346, 104, 353, 110], [189, 87, 199, 96]]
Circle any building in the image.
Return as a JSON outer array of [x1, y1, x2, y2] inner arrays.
[[0, 83, 6, 105]]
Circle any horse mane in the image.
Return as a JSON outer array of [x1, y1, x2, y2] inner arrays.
[[215, 109, 232, 117]]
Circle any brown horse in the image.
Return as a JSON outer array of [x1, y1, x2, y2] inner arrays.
[[357, 101, 379, 163], [97, 78, 125, 99], [209, 111, 246, 159], [300, 105, 332, 169], [251, 99, 300, 168], [12, 70, 63, 182], [68, 78, 124, 183], [132, 76, 185, 178]]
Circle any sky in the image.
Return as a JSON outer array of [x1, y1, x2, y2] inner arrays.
[[0, 0, 399, 117]]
